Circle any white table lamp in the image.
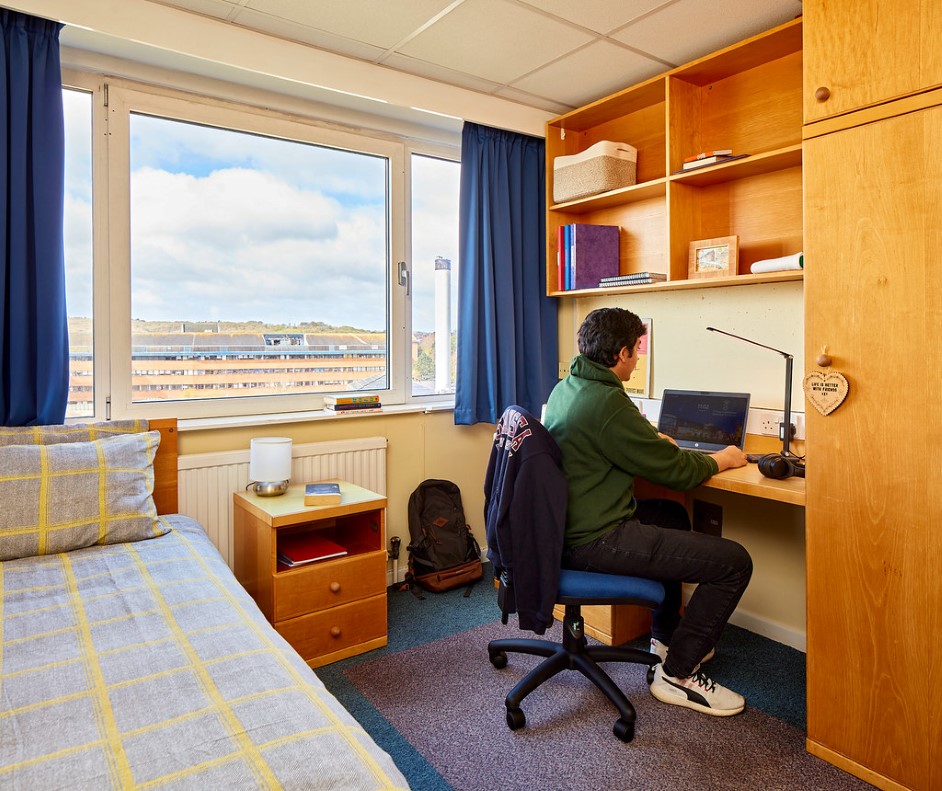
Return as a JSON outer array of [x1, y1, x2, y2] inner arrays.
[[249, 437, 292, 496]]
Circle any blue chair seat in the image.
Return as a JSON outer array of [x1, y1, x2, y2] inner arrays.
[[557, 569, 665, 605]]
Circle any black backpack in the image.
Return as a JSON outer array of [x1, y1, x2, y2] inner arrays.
[[404, 479, 482, 596]]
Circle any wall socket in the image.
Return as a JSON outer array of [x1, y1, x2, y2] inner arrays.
[[747, 408, 805, 440], [558, 361, 569, 379]]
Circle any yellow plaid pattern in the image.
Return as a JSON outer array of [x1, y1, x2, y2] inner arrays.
[[0, 432, 167, 561], [0, 516, 408, 790], [0, 420, 150, 447]]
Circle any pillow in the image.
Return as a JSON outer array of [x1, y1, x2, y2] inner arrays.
[[0, 419, 150, 447], [0, 430, 169, 561]]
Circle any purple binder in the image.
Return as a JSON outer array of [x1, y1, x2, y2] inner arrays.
[[571, 224, 620, 290]]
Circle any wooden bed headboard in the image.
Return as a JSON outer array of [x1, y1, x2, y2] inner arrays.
[[150, 418, 179, 515]]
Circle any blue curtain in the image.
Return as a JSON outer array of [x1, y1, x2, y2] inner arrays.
[[0, 11, 68, 426], [454, 122, 557, 425]]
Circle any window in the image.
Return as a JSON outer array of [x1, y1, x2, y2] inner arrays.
[[410, 154, 460, 396], [126, 111, 389, 411], [63, 88, 94, 419], [60, 74, 458, 421]]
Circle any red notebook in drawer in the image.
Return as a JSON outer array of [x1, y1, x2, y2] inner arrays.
[[278, 532, 348, 568]]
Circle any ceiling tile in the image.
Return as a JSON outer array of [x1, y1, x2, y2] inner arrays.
[[516, 0, 671, 35], [240, 0, 457, 50], [512, 40, 666, 109], [231, 7, 388, 61], [398, 0, 594, 84], [492, 85, 572, 116], [610, 0, 802, 64], [381, 52, 503, 95], [152, 0, 244, 21]]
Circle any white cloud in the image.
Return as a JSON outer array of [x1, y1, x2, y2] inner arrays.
[[129, 167, 387, 327]]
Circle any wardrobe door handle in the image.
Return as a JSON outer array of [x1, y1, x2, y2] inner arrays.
[[814, 86, 831, 102]]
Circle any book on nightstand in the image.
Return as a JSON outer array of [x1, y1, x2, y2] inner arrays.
[[277, 531, 348, 568], [304, 482, 342, 505]]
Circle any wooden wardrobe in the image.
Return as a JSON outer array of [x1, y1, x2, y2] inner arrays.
[[803, 2, 942, 788]]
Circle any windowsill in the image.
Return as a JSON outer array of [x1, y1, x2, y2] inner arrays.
[[177, 400, 455, 432]]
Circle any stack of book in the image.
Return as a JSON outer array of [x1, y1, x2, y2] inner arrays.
[[599, 272, 667, 288], [556, 223, 620, 291], [277, 531, 348, 569], [324, 393, 382, 415], [677, 149, 748, 173]]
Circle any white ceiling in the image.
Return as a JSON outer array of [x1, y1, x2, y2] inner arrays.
[[146, 0, 802, 117]]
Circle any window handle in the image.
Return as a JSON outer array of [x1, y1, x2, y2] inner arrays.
[[397, 261, 410, 296]]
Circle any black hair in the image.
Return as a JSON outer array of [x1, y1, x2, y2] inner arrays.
[[577, 307, 647, 367]]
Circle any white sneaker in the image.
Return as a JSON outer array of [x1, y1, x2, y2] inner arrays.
[[649, 663, 745, 716], [650, 637, 716, 666]]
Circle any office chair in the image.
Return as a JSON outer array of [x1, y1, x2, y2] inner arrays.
[[484, 406, 665, 743]]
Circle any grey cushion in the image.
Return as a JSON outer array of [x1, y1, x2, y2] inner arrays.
[[0, 419, 150, 447], [0, 431, 169, 560]]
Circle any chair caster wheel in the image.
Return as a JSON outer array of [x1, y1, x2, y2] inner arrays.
[[646, 665, 656, 685], [506, 707, 526, 730], [490, 650, 507, 669], [613, 718, 635, 743]]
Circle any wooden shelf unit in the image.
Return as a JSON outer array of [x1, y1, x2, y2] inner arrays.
[[233, 482, 388, 669], [546, 18, 803, 297]]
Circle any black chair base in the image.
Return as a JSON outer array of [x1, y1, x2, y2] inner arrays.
[[488, 603, 659, 742]]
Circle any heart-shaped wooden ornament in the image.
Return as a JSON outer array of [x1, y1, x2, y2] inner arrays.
[[803, 370, 849, 416]]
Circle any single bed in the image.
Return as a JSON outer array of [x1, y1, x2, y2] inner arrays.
[[0, 418, 408, 790]]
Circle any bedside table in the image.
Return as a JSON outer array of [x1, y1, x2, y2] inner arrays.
[[233, 481, 388, 668]]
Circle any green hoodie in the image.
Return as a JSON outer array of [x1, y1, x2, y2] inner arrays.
[[544, 355, 718, 547]]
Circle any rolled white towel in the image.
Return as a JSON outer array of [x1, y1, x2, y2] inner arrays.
[[751, 252, 803, 273]]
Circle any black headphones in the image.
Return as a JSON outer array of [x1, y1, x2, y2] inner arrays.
[[757, 453, 805, 479]]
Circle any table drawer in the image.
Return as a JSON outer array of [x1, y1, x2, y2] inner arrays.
[[273, 550, 385, 621], [276, 594, 387, 664]]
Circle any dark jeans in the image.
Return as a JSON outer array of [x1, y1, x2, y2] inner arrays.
[[562, 498, 753, 678]]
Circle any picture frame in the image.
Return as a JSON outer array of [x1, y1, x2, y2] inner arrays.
[[688, 235, 739, 279]]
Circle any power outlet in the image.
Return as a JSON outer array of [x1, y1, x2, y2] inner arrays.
[[747, 408, 806, 439], [558, 361, 569, 379]]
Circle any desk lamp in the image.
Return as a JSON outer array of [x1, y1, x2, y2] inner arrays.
[[249, 437, 292, 496], [706, 327, 800, 460]]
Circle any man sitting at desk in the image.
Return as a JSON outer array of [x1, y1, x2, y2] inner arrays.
[[543, 307, 752, 717]]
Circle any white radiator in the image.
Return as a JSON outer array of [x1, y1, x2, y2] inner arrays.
[[177, 436, 387, 567]]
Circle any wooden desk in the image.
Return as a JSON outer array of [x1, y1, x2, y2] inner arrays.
[[570, 436, 806, 644], [700, 462, 805, 506]]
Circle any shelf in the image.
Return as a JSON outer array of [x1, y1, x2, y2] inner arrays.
[[550, 178, 666, 214], [669, 145, 802, 187], [548, 269, 802, 298], [545, 18, 803, 300]]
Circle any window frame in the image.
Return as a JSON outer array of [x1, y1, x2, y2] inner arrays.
[[63, 68, 459, 422]]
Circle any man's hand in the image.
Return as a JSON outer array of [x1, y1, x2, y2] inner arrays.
[[710, 445, 748, 472], [658, 432, 678, 446]]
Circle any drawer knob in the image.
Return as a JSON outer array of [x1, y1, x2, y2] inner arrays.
[[329, 581, 341, 593], [330, 626, 342, 638], [814, 86, 830, 102]]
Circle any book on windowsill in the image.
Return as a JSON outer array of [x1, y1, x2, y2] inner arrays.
[[324, 393, 381, 406], [324, 404, 383, 415], [304, 482, 342, 505], [676, 153, 748, 173], [277, 531, 348, 568]]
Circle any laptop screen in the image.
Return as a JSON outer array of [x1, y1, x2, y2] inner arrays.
[[656, 390, 751, 453]]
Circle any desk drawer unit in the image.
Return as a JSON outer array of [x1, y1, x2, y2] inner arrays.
[[274, 551, 386, 621], [278, 594, 387, 668]]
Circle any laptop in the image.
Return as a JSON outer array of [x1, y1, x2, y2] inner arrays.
[[656, 390, 751, 453]]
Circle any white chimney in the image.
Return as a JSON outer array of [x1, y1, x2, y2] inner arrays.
[[434, 257, 452, 393]]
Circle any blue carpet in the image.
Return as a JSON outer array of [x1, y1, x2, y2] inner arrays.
[[317, 581, 815, 790]]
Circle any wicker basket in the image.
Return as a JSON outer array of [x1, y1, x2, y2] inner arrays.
[[553, 141, 637, 203]]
